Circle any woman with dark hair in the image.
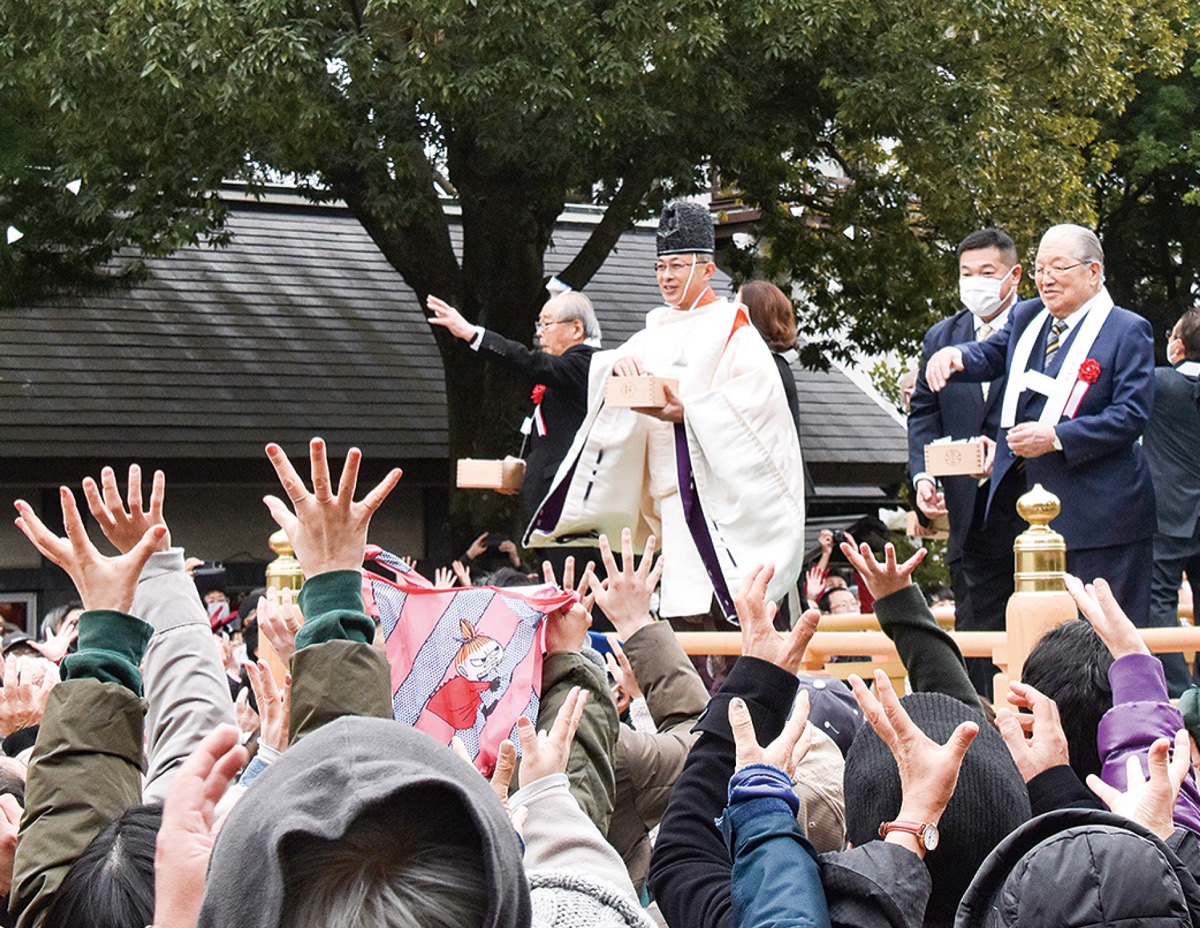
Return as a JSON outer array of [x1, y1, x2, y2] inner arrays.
[[738, 280, 814, 500]]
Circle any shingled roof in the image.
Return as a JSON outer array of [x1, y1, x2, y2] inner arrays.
[[0, 193, 906, 488]]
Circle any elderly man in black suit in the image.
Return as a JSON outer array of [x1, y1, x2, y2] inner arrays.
[[427, 289, 600, 527], [908, 228, 1026, 696], [1145, 305, 1200, 693]]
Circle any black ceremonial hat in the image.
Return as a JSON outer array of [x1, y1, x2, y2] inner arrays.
[[657, 201, 715, 256]]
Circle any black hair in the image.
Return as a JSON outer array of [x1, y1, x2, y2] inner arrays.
[[477, 567, 536, 589], [44, 803, 162, 928], [957, 228, 1018, 266], [1176, 306, 1200, 361], [817, 588, 857, 613], [0, 766, 25, 807], [925, 584, 954, 605], [1021, 621, 1113, 781]]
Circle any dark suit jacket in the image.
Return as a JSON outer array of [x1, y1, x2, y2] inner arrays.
[[477, 331, 596, 522], [1144, 363, 1200, 538], [956, 297, 1156, 550], [908, 309, 1006, 563]]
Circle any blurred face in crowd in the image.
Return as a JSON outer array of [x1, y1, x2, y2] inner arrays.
[[826, 589, 859, 615], [204, 590, 228, 606], [535, 297, 584, 357], [1034, 233, 1102, 319]]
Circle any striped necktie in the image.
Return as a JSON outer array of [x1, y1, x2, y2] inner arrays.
[[978, 324, 993, 400], [1044, 318, 1067, 367]]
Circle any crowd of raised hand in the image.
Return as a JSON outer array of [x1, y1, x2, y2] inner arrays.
[[0, 438, 1196, 928]]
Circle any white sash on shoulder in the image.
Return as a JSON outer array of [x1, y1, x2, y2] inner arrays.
[[999, 288, 1114, 428]]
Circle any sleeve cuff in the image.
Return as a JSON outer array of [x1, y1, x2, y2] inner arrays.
[[61, 609, 154, 694], [295, 570, 375, 648], [912, 472, 936, 488], [469, 326, 486, 350]]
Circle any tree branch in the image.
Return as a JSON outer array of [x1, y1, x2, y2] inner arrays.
[[556, 163, 658, 290]]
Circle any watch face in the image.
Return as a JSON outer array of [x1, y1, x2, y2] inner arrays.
[[921, 823, 940, 851]]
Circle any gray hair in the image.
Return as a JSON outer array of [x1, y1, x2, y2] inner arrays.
[[1041, 224, 1105, 268], [280, 798, 489, 928], [549, 291, 601, 347]]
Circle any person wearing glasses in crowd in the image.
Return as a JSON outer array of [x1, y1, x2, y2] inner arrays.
[[924, 224, 1159, 650], [526, 201, 807, 627], [426, 289, 601, 527]]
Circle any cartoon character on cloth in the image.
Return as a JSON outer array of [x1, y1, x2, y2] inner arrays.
[[425, 619, 506, 730]]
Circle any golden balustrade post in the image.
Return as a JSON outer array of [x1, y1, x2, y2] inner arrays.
[[260, 529, 304, 685], [993, 484, 1077, 693]]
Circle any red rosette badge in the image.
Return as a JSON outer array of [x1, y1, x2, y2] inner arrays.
[[1064, 358, 1101, 419], [531, 384, 546, 405]]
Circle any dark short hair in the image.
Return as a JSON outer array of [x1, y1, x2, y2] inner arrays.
[[740, 280, 798, 353], [45, 803, 162, 928], [1176, 306, 1200, 361], [957, 228, 1018, 267], [1022, 621, 1113, 781]]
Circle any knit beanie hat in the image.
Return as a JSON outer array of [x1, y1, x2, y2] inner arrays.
[[530, 872, 656, 928], [844, 692, 1030, 927]]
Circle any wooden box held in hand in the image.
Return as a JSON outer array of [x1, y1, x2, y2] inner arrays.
[[456, 457, 526, 492], [604, 375, 680, 408], [923, 439, 986, 477]]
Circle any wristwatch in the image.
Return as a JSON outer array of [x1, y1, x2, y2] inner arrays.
[[878, 819, 940, 852]]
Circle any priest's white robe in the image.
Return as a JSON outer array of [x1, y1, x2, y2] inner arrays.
[[524, 297, 807, 619]]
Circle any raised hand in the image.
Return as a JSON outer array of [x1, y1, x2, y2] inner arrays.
[[262, 438, 402, 577], [995, 681, 1070, 782], [433, 566, 456, 589], [153, 726, 247, 928], [1064, 574, 1149, 659], [426, 295, 478, 341], [737, 563, 820, 675], [257, 586, 302, 664], [804, 564, 828, 607], [849, 669, 978, 856], [0, 656, 58, 737], [1087, 730, 1191, 840], [517, 685, 588, 788], [604, 637, 643, 707], [14, 488, 167, 613], [81, 464, 171, 554], [542, 555, 594, 654], [246, 659, 290, 753], [840, 535, 927, 602], [729, 690, 812, 776], [586, 528, 663, 640], [36, 611, 79, 663]]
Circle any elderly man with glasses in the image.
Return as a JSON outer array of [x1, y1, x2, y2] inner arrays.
[[525, 201, 807, 624], [427, 289, 601, 527], [925, 223, 1159, 645]]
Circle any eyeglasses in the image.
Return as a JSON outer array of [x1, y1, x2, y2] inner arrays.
[[534, 320, 565, 332], [655, 259, 700, 275], [1033, 262, 1089, 279]]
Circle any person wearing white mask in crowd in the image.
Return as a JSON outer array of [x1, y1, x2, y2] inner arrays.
[[907, 228, 1027, 698]]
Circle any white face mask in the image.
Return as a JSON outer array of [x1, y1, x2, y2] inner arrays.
[[959, 266, 1015, 318]]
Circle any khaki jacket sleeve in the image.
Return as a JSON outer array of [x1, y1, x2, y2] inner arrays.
[[288, 640, 393, 744], [11, 681, 144, 928], [622, 621, 709, 732], [537, 651, 619, 833]]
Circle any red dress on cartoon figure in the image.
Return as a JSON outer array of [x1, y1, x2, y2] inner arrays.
[[425, 619, 505, 730]]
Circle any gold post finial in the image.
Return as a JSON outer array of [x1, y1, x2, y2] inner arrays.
[[265, 529, 304, 592], [1012, 483, 1066, 593]]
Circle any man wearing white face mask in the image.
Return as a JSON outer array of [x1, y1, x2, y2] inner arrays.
[[527, 201, 806, 623], [908, 228, 1029, 697]]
